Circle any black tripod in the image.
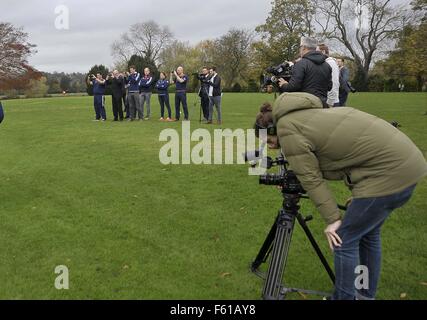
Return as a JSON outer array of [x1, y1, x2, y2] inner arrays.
[[249, 156, 346, 300]]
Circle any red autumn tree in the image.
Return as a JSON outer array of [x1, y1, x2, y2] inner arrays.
[[0, 22, 40, 92]]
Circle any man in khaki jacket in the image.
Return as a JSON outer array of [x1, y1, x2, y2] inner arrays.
[[255, 92, 427, 300]]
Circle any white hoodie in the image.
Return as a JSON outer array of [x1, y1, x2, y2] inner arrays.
[[326, 57, 340, 106]]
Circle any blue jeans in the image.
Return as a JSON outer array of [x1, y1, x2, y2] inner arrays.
[[333, 184, 416, 300], [339, 91, 349, 107], [140, 92, 152, 118], [209, 96, 222, 122]]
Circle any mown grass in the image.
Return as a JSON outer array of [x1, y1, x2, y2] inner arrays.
[[0, 92, 426, 299]]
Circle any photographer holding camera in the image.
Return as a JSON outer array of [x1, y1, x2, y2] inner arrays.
[[278, 37, 332, 108], [254, 92, 427, 300], [197, 67, 211, 122], [87, 73, 107, 121], [106, 70, 125, 121]]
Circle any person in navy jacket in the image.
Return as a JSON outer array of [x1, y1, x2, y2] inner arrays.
[[155, 72, 172, 121], [170, 66, 189, 121], [87, 73, 107, 121], [125, 66, 143, 121], [139, 67, 153, 120]]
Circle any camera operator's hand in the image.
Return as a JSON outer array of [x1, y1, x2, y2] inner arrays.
[[278, 78, 288, 88], [324, 220, 343, 251]]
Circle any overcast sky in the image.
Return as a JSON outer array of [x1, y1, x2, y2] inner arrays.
[[1, 0, 271, 73]]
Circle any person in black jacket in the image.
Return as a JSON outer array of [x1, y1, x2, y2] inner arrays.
[[106, 70, 125, 121], [197, 67, 211, 122], [337, 58, 352, 106], [207, 67, 222, 125], [278, 37, 332, 108]]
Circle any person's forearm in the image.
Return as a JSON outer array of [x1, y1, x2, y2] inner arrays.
[[281, 80, 301, 92]]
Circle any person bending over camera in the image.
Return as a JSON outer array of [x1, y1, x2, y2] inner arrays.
[[255, 92, 427, 300], [278, 37, 332, 108], [87, 73, 107, 121]]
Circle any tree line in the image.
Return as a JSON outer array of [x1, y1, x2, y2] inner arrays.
[[1, 0, 426, 98]]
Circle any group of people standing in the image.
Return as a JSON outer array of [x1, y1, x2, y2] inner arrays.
[[87, 65, 222, 124], [277, 37, 354, 109], [197, 67, 223, 124]]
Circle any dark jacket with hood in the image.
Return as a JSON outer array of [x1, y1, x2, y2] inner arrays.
[[279, 51, 332, 107]]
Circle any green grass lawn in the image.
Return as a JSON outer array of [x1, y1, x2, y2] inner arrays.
[[0, 92, 426, 300]]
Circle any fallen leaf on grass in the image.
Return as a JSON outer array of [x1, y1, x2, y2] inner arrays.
[[297, 291, 308, 300]]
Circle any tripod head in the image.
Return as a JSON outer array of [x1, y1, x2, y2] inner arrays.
[[244, 151, 305, 195]]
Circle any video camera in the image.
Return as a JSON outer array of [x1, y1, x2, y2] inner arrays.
[[244, 151, 305, 194], [263, 62, 294, 88]]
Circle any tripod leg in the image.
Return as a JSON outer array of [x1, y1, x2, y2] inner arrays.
[[262, 209, 295, 300], [296, 214, 335, 284], [251, 214, 279, 272]]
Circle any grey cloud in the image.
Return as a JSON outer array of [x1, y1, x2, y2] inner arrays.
[[1, 0, 271, 73]]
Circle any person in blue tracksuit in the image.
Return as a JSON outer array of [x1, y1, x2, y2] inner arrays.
[[139, 67, 154, 120], [125, 66, 143, 121], [155, 72, 172, 121], [87, 73, 107, 121], [170, 66, 189, 121]]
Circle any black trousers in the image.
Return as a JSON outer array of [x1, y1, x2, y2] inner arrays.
[[112, 95, 124, 120], [159, 94, 172, 118], [175, 92, 188, 120], [123, 93, 129, 118], [200, 94, 210, 120]]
